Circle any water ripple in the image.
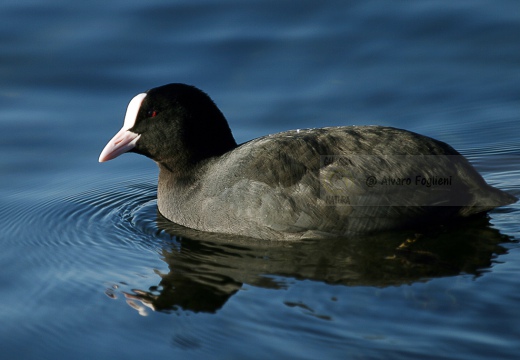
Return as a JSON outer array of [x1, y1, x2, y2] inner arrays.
[[0, 174, 167, 290]]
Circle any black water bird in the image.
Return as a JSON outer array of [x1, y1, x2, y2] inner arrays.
[[99, 83, 516, 240]]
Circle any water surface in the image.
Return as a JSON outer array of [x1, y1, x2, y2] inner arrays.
[[1, 1, 519, 359]]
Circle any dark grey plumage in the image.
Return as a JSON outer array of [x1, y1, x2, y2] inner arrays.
[[100, 83, 517, 240]]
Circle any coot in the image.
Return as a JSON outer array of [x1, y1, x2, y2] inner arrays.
[[99, 83, 516, 240]]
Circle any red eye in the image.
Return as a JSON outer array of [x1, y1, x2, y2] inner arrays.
[[148, 110, 158, 118]]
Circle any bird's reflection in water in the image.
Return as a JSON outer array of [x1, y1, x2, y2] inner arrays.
[[122, 212, 514, 314]]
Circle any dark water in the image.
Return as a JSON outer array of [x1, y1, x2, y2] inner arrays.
[[1, 1, 519, 359]]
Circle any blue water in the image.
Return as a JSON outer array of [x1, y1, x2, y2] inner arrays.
[[1, 1, 519, 359]]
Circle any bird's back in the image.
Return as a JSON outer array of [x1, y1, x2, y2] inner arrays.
[[159, 126, 516, 239]]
